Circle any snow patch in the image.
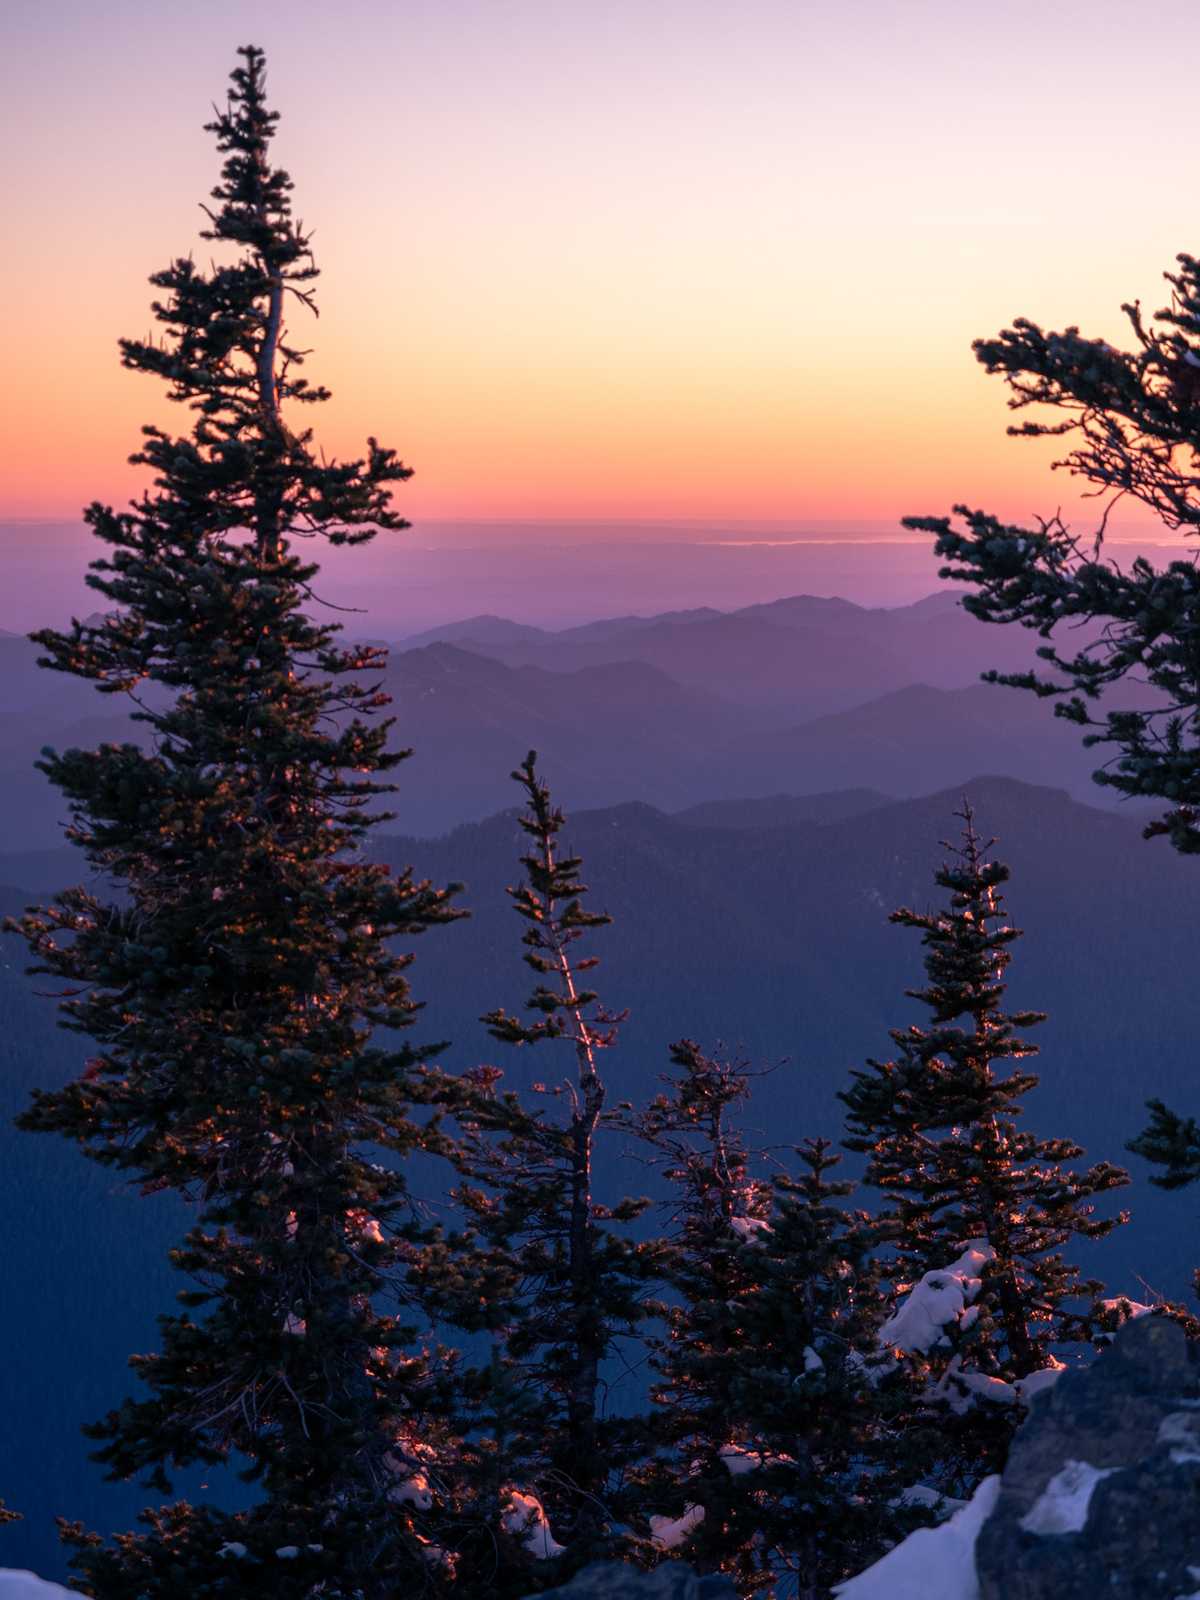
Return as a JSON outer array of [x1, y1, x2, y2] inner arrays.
[[385, 1439, 437, 1510], [502, 1490, 565, 1560], [0, 1577, 75, 1599], [730, 1215, 771, 1245], [1019, 1459, 1117, 1536], [933, 1357, 1016, 1415], [1015, 1359, 1066, 1406], [388, 1471, 433, 1509], [834, 1474, 1001, 1600], [649, 1503, 706, 1549], [879, 1243, 994, 1355], [1099, 1296, 1153, 1326], [891, 1484, 966, 1519], [719, 1443, 792, 1475], [1159, 1411, 1200, 1465]]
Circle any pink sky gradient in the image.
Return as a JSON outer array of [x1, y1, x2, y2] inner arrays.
[[6, 0, 1200, 534]]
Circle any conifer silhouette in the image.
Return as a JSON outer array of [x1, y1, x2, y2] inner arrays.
[[10, 46, 462, 1594], [842, 806, 1129, 1482], [414, 755, 661, 1582]]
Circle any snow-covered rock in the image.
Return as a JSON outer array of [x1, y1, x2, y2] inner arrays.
[[976, 1312, 1200, 1600], [834, 1474, 1000, 1600], [1018, 1459, 1116, 1535]]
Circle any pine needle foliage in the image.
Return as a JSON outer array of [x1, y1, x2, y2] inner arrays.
[[628, 1047, 920, 1600], [904, 253, 1200, 857], [735, 1140, 924, 1600], [841, 807, 1128, 1476], [1128, 1101, 1200, 1190], [901, 242, 1200, 1234], [414, 755, 662, 1582], [9, 46, 464, 1597], [624, 1041, 775, 1591]]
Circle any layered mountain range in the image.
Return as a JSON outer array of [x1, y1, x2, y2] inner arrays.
[[0, 591, 1135, 845]]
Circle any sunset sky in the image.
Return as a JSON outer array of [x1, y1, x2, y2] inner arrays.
[[6, 0, 1200, 533]]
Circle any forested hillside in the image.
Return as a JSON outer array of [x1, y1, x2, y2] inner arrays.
[[5, 776, 1195, 1578]]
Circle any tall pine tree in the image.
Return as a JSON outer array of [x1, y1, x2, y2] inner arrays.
[[11, 47, 463, 1596], [412, 754, 661, 1582], [841, 807, 1128, 1481]]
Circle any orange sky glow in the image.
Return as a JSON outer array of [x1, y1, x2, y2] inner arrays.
[[6, 0, 1200, 535]]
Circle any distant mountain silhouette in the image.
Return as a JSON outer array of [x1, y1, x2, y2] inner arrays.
[[393, 589, 1046, 712], [394, 614, 550, 649], [373, 642, 756, 828], [672, 788, 894, 829], [0, 594, 1138, 846], [692, 681, 1120, 804]]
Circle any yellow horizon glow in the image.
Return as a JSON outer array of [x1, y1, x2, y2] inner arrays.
[[8, 0, 1200, 533]]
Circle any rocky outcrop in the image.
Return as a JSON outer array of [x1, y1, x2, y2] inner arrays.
[[976, 1314, 1200, 1599], [538, 1561, 737, 1600]]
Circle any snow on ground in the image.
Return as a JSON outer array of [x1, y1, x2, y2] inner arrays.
[[833, 1475, 1001, 1600], [0, 1574, 74, 1598], [1018, 1459, 1116, 1536]]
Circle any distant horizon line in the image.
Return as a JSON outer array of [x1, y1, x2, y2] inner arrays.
[[0, 514, 1191, 550]]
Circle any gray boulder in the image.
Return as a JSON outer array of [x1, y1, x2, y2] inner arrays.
[[976, 1314, 1200, 1599], [537, 1561, 737, 1600]]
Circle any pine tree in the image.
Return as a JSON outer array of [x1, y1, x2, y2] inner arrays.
[[10, 46, 464, 1596], [628, 1045, 921, 1600], [901, 244, 1200, 1202], [840, 806, 1129, 1482], [904, 255, 1200, 858], [1128, 1101, 1200, 1189], [623, 1040, 776, 1593], [412, 754, 662, 1582], [735, 1140, 926, 1600]]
